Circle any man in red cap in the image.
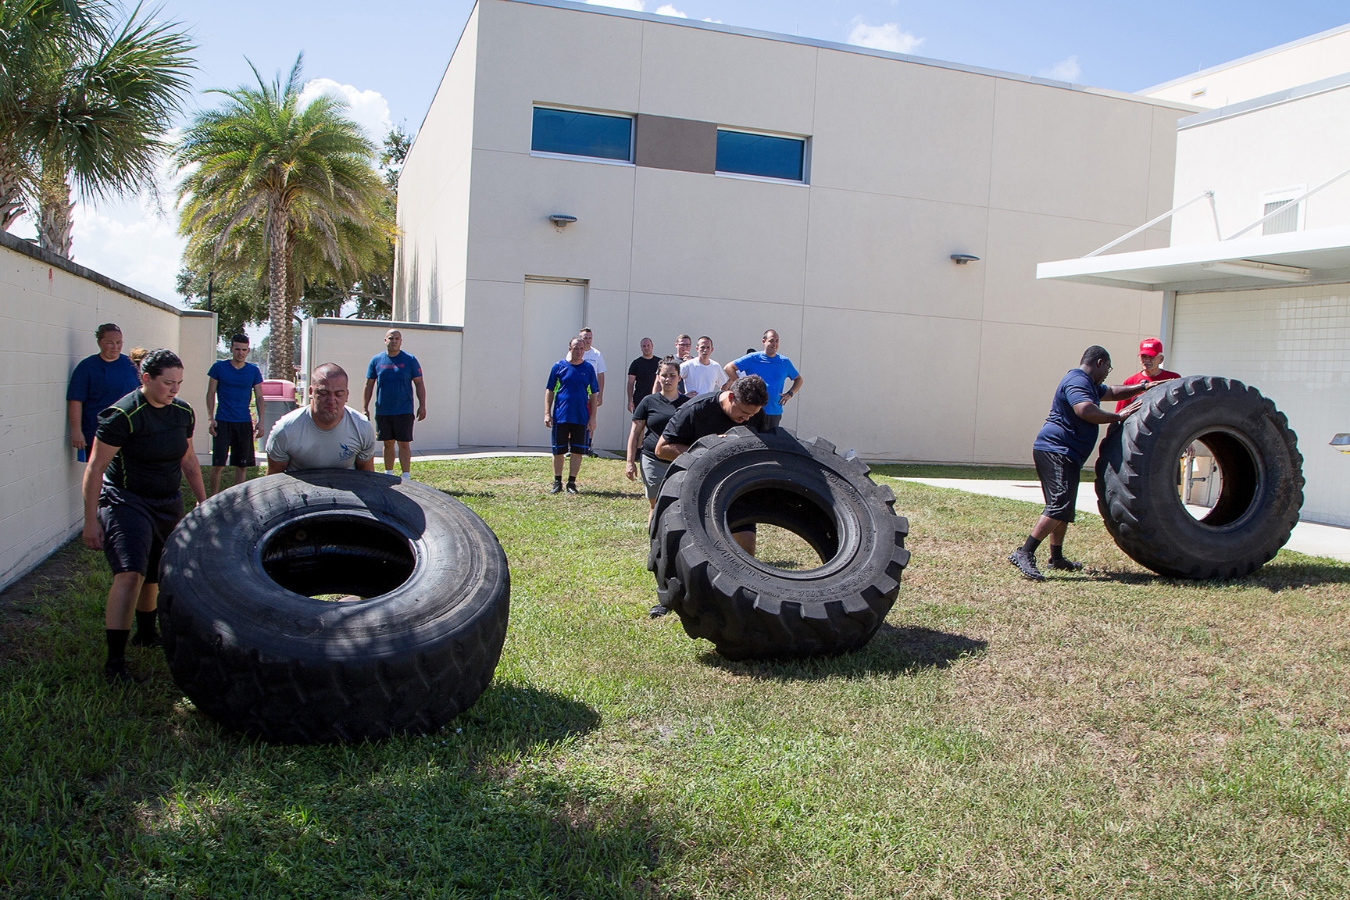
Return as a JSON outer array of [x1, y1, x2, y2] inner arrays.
[[1115, 338, 1180, 411]]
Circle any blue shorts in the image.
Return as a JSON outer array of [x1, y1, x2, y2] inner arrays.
[[552, 422, 587, 456]]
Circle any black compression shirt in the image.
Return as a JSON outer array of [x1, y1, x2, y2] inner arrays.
[[661, 391, 767, 449], [96, 390, 195, 499]]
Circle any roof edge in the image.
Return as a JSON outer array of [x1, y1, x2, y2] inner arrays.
[[1177, 69, 1350, 130], [1141, 20, 1350, 95], [502, 0, 1198, 111]]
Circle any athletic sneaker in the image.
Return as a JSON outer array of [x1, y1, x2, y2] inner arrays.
[[548, 481, 563, 494], [1046, 556, 1084, 571], [566, 482, 579, 495], [103, 659, 142, 686], [1008, 548, 1045, 581], [649, 604, 671, 619]]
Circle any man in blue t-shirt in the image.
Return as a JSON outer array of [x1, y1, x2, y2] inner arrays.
[[67, 323, 141, 462], [363, 329, 427, 480], [1008, 345, 1154, 581], [206, 333, 266, 495], [544, 338, 600, 494], [722, 328, 803, 429]]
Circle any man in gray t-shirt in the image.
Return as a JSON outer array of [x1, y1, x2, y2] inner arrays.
[[265, 363, 377, 473]]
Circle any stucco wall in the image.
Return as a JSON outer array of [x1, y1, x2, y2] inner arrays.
[[0, 233, 216, 591], [301, 318, 463, 451], [1144, 23, 1350, 109], [1170, 284, 1350, 527], [1170, 81, 1350, 245], [400, 0, 1189, 461]]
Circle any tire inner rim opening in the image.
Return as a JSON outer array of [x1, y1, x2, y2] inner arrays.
[[725, 484, 841, 573], [261, 515, 416, 600], [1180, 428, 1263, 528]]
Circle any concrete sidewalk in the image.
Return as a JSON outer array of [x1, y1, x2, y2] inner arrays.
[[898, 477, 1350, 564]]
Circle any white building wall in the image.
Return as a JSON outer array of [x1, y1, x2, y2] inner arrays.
[[1170, 284, 1350, 526], [0, 235, 216, 591], [302, 318, 463, 451], [1170, 80, 1350, 245], [402, 0, 1190, 461], [1143, 22, 1350, 109]]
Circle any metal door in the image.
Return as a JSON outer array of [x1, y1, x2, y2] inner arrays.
[[518, 279, 586, 448]]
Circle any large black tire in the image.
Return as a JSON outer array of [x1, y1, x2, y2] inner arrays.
[[1095, 375, 1303, 579], [158, 470, 510, 743], [648, 428, 910, 660]]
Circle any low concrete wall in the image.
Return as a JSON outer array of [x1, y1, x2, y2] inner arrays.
[[301, 318, 463, 451], [0, 231, 217, 591]]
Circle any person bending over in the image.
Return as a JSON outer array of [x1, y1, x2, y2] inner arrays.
[[267, 363, 377, 473], [1008, 345, 1153, 581]]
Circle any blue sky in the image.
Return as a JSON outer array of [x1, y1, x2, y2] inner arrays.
[[30, 0, 1350, 304]]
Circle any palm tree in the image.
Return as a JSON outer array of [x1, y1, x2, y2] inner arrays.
[[175, 55, 386, 378], [0, 0, 194, 255]]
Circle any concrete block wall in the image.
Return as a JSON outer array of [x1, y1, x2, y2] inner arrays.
[[0, 233, 216, 591]]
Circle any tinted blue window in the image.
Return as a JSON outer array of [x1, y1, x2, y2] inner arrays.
[[715, 130, 805, 181], [531, 107, 632, 161]]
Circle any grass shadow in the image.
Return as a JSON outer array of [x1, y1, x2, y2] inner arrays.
[[1081, 559, 1350, 591], [437, 488, 498, 500], [696, 623, 987, 682]]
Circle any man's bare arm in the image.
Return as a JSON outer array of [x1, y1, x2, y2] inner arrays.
[[654, 436, 687, 461]]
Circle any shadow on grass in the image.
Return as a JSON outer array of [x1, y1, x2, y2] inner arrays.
[[1082, 559, 1350, 591], [697, 624, 987, 682], [436, 488, 498, 500]]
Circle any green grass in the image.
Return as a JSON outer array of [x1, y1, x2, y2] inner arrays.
[[2, 458, 1348, 898]]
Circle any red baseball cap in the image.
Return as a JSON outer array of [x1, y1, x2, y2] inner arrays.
[[1138, 338, 1163, 357]]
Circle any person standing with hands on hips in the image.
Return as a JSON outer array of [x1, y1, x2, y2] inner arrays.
[[723, 329, 802, 430], [205, 333, 265, 495], [67, 323, 141, 463], [82, 349, 206, 685], [363, 329, 426, 480]]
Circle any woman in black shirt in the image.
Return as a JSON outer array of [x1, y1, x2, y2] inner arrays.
[[82, 349, 207, 685], [625, 357, 688, 524]]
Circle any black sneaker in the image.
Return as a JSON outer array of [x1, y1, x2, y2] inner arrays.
[[1008, 548, 1045, 581], [649, 604, 671, 619], [566, 482, 579, 495], [130, 629, 160, 648], [103, 659, 143, 686], [1046, 556, 1084, 571], [548, 481, 563, 494]]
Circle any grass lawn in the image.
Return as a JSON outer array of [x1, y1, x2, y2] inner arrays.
[[2, 457, 1348, 898]]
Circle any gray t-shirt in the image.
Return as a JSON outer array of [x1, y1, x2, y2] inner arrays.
[[265, 406, 377, 470]]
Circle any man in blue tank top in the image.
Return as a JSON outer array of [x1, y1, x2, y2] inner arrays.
[[1008, 345, 1156, 581]]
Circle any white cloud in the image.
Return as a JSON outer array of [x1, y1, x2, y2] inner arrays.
[[1039, 55, 1082, 82], [655, 4, 687, 16], [585, 0, 646, 10], [846, 18, 923, 54], [298, 78, 393, 145]]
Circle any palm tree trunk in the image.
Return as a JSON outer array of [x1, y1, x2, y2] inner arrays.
[[0, 152, 27, 232], [37, 168, 74, 258], [267, 204, 292, 380]]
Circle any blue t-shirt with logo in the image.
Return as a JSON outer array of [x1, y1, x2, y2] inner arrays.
[[67, 353, 141, 445], [730, 352, 799, 416], [207, 359, 263, 423], [1032, 368, 1109, 466], [546, 360, 599, 424], [366, 351, 422, 416]]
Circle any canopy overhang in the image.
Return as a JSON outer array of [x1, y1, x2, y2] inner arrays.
[[1037, 226, 1350, 293]]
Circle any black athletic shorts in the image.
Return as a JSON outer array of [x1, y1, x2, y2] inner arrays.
[[98, 485, 184, 583], [551, 421, 587, 455], [376, 413, 415, 443], [211, 420, 256, 467], [1033, 448, 1082, 523]]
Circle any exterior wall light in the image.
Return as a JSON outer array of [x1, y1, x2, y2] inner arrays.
[[950, 253, 980, 264], [1331, 433, 1350, 453], [549, 214, 577, 228]]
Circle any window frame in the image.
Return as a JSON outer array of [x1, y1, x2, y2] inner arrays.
[[530, 104, 635, 166], [713, 126, 810, 185]]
